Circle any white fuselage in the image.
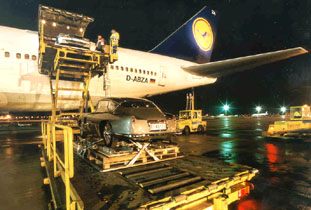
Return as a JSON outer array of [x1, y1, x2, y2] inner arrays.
[[0, 26, 216, 112]]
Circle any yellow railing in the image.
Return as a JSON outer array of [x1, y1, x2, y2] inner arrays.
[[42, 121, 84, 210]]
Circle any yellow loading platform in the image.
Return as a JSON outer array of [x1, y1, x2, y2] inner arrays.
[[38, 5, 115, 122], [38, 5, 258, 210]]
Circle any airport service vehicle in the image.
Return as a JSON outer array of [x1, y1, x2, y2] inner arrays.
[[79, 98, 176, 146], [263, 105, 311, 138], [177, 93, 206, 134]]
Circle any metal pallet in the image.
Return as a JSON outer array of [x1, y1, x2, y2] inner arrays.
[[87, 144, 183, 171]]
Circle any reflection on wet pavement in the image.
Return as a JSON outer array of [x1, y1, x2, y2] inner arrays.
[[0, 123, 49, 210]]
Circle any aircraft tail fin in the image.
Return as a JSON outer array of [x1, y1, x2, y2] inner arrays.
[[150, 6, 219, 63]]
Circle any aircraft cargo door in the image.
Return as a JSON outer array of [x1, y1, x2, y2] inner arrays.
[[158, 66, 167, 87]]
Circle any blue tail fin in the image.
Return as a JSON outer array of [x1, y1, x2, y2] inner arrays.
[[150, 6, 219, 64]]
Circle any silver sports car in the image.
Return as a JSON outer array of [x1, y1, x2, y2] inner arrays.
[[78, 98, 176, 146], [56, 33, 91, 50]]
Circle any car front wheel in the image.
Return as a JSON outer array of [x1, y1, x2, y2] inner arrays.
[[102, 122, 114, 147]]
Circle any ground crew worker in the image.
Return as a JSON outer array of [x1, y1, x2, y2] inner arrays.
[[110, 29, 120, 54], [96, 35, 102, 51], [100, 38, 105, 52]]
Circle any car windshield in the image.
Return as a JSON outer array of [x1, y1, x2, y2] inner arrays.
[[115, 99, 165, 119], [120, 100, 155, 109], [96, 100, 119, 112]]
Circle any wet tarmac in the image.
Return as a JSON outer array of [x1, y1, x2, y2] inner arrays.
[[1, 118, 311, 210], [0, 123, 50, 210]]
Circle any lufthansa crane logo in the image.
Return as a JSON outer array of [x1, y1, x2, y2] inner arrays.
[[192, 17, 213, 51]]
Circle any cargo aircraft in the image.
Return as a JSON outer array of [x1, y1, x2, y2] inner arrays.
[[0, 6, 307, 112]]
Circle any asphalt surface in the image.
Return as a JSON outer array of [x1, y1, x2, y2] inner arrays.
[[0, 117, 311, 210], [0, 123, 49, 210]]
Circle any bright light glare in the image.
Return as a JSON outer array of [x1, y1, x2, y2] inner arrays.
[[224, 105, 229, 111], [256, 106, 262, 113], [280, 107, 286, 113], [52, 22, 57, 27]]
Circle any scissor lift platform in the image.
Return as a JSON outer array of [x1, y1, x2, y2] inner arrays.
[[38, 5, 118, 209], [38, 5, 116, 120], [38, 5, 110, 80], [40, 46, 107, 81]]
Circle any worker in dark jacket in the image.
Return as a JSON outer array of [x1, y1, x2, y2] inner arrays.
[[96, 35, 103, 51]]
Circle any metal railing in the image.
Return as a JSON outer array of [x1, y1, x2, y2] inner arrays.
[[42, 121, 84, 210]]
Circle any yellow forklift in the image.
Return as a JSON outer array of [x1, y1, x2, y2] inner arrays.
[[263, 104, 311, 138], [177, 93, 207, 134]]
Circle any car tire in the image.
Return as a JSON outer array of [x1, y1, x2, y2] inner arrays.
[[198, 125, 204, 134], [102, 122, 114, 147], [183, 126, 190, 135]]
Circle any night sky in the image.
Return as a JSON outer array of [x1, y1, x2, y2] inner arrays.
[[0, 0, 310, 115]]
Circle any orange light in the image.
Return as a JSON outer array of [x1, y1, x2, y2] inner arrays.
[[52, 22, 57, 27], [238, 187, 249, 198]]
